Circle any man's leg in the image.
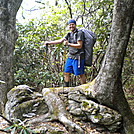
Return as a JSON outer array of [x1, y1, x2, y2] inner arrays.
[[64, 58, 73, 87], [64, 72, 70, 87], [80, 74, 86, 84], [73, 59, 86, 85]]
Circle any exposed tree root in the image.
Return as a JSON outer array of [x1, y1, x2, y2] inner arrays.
[[28, 88, 84, 133]]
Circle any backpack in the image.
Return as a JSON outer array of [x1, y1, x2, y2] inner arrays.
[[79, 28, 96, 66]]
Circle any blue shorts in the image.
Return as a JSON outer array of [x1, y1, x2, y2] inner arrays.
[[64, 57, 85, 76]]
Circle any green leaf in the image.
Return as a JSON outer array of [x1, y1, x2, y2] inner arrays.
[[11, 127, 16, 134], [20, 129, 24, 134], [23, 129, 30, 134], [4, 125, 14, 131], [26, 128, 36, 133]]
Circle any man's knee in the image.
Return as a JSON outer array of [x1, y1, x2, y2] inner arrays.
[[64, 72, 70, 77], [80, 74, 85, 78], [64, 72, 70, 87]]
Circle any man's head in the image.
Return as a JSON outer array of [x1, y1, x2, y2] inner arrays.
[[67, 19, 76, 32]]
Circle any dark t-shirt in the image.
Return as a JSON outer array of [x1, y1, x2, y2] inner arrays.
[[64, 28, 84, 59]]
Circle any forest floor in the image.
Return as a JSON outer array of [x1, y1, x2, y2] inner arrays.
[[0, 117, 121, 134], [0, 89, 133, 134]]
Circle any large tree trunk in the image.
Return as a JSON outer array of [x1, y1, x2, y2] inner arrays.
[[0, 0, 23, 114], [93, 0, 134, 133]]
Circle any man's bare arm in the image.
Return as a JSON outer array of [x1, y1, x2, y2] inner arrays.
[[64, 40, 83, 49], [44, 38, 65, 45]]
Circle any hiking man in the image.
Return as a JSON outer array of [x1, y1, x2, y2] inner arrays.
[[44, 19, 86, 87]]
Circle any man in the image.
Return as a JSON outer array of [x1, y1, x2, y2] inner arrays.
[[44, 19, 86, 87]]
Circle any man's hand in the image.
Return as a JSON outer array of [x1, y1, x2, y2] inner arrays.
[[64, 40, 69, 46], [44, 41, 50, 46]]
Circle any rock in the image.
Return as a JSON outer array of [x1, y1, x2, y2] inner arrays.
[[66, 91, 122, 132], [5, 85, 48, 120], [81, 100, 122, 131]]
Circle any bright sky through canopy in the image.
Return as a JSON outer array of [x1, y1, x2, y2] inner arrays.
[[16, 0, 45, 23]]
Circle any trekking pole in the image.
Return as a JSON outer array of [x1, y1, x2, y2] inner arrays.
[[46, 43, 48, 54], [62, 45, 67, 92], [43, 43, 49, 87], [62, 46, 64, 92], [45, 43, 49, 71]]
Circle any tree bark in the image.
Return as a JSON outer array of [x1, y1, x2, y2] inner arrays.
[[92, 0, 134, 133], [0, 0, 23, 114]]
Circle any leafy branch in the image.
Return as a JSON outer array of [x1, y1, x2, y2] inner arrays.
[[0, 115, 35, 134]]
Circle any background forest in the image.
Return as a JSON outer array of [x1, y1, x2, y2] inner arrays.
[[14, 0, 133, 110]]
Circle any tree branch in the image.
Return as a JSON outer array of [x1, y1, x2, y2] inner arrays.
[[0, 115, 13, 125], [64, 0, 73, 18]]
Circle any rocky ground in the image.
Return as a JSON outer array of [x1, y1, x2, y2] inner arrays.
[[0, 117, 121, 134], [0, 117, 9, 134], [0, 89, 133, 134]]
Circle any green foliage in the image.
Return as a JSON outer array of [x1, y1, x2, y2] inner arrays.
[[122, 26, 134, 91], [14, 0, 133, 90], [4, 123, 35, 134], [14, 11, 68, 89], [0, 115, 35, 134]]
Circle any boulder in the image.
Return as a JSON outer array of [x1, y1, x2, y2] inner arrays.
[[5, 85, 48, 120]]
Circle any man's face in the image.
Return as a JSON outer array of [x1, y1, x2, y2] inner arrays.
[[68, 23, 76, 32]]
